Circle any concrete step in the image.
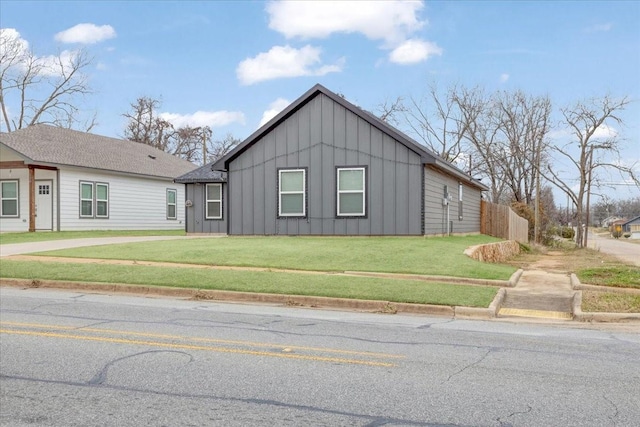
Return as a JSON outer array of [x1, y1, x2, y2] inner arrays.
[[501, 291, 574, 313]]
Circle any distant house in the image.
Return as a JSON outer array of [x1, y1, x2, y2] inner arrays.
[[176, 84, 488, 236], [601, 216, 622, 228], [622, 216, 640, 239], [0, 124, 195, 232]]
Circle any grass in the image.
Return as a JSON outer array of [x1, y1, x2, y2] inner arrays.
[[0, 229, 185, 245], [0, 260, 498, 308], [577, 266, 640, 289], [28, 235, 516, 280], [581, 291, 640, 313]]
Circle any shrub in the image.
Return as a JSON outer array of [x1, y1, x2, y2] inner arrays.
[[561, 226, 575, 239]]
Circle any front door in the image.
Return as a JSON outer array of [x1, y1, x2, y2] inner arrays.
[[35, 180, 53, 230]]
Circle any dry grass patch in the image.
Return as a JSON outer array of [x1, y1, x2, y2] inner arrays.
[[581, 291, 640, 313]]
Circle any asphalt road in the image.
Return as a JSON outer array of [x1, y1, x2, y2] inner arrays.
[[587, 232, 640, 266], [1, 288, 639, 427]]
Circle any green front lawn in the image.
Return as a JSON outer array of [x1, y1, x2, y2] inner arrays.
[[577, 266, 640, 289], [31, 235, 516, 280], [0, 260, 499, 308], [0, 230, 185, 245]]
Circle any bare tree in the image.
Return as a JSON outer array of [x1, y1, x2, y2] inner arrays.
[[544, 95, 638, 247], [123, 96, 227, 164], [208, 133, 241, 163], [0, 29, 95, 132]]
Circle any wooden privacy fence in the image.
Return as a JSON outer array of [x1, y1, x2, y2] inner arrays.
[[480, 200, 529, 243]]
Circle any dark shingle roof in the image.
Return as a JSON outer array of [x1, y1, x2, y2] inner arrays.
[[212, 84, 488, 191], [175, 162, 227, 183], [1, 124, 196, 179]]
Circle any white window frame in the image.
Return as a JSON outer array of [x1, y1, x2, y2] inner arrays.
[[96, 182, 109, 219], [167, 188, 177, 220], [278, 168, 306, 217], [79, 181, 94, 218], [458, 182, 463, 221], [336, 167, 366, 217], [0, 180, 19, 217], [205, 183, 223, 220]]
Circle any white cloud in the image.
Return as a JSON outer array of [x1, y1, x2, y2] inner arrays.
[[54, 23, 116, 44], [590, 123, 618, 139], [500, 73, 510, 83], [38, 50, 82, 76], [159, 111, 246, 129], [259, 98, 291, 127], [389, 39, 442, 64], [267, 0, 424, 46], [237, 45, 344, 85], [0, 28, 30, 58]]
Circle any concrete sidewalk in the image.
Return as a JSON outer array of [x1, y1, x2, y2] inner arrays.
[[0, 235, 210, 257], [499, 270, 575, 320]]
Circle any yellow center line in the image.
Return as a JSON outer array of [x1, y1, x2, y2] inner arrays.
[[0, 328, 395, 367], [0, 321, 403, 359]]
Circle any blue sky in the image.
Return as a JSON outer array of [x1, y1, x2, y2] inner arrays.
[[2, 0, 639, 202]]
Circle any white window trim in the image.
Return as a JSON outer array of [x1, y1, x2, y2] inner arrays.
[[337, 167, 366, 217], [79, 181, 94, 218], [278, 169, 306, 217], [167, 188, 177, 220], [0, 180, 19, 218], [96, 182, 109, 219], [458, 182, 463, 221], [205, 183, 223, 220]]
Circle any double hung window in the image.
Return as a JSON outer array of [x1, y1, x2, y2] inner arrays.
[[278, 169, 306, 217], [167, 189, 177, 220], [206, 184, 222, 219], [337, 167, 366, 216], [80, 181, 109, 218], [0, 180, 19, 217]]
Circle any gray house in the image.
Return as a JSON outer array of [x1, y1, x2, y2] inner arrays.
[[176, 84, 488, 236]]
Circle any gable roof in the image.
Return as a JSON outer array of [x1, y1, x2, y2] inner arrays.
[[212, 84, 488, 191], [622, 215, 640, 226], [1, 124, 196, 179]]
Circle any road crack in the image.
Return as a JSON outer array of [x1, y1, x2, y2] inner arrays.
[[87, 350, 194, 386], [496, 404, 532, 426], [602, 393, 619, 426], [442, 348, 491, 384]]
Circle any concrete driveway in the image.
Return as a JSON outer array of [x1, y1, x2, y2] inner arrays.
[[0, 236, 214, 258], [587, 232, 640, 266]]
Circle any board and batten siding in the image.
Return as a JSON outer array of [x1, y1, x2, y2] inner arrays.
[[0, 166, 57, 232], [227, 93, 423, 235], [58, 167, 185, 230], [184, 182, 227, 233], [423, 166, 482, 235]]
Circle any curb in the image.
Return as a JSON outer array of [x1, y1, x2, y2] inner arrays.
[[570, 274, 640, 323], [1, 278, 464, 318]]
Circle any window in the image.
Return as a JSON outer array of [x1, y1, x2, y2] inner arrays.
[[1, 180, 19, 217], [206, 184, 222, 219], [458, 182, 463, 221], [80, 182, 94, 217], [167, 189, 177, 220], [278, 168, 306, 217], [79, 181, 109, 218], [337, 167, 366, 217], [96, 183, 109, 218]]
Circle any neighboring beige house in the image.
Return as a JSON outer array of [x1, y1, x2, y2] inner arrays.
[[1, 124, 195, 232]]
